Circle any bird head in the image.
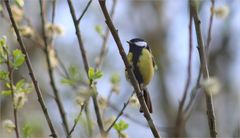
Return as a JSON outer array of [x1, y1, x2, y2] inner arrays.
[[127, 38, 147, 48]]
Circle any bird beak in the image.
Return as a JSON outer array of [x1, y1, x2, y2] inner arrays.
[[127, 41, 131, 45]]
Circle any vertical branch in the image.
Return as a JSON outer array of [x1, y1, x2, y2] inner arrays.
[[4, 48, 20, 138], [51, 0, 56, 24], [98, 1, 160, 137], [4, 0, 57, 137], [190, 1, 217, 137], [66, 0, 105, 136], [175, 5, 193, 136], [38, 0, 70, 135]]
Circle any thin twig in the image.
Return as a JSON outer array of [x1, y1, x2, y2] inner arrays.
[[98, 1, 160, 137], [175, 5, 193, 136], [206, 0, 215, 51], [66, 0, 105, 136], [184, 68, 202, 113], [51, 0, 56, 24], [95, 0, 117, 70], [4, 47, 20, 138], [106, 92, 134, 132], [38, 0, 70, 135], [190, 1, 217, 137], [77, 0, 93, 24], [67, 103, 86, 138], [4, 0, 57, 137]]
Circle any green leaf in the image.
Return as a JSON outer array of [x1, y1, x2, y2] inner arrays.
[[61, 78, 75, 86], [94, 70, 103, 80], [110, 73, 120, 84], [88, 67, 95, 80], [95, 25, 103, 36], [0, 70, 8, 80], [0, 36, 8, 63], [16, 79, 25, 89], [88, 67, 103, 81], [22, 123, 32, 138], [113, 120, 129, 132], [0, 4, 3, 12], [1, 90, 12, 96], [5, 82, 11, 88], [12, 49, 25, 69], [69, 65, 79, 79], [15, 0, 24, 8]]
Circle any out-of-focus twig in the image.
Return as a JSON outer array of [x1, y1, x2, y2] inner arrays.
[[95, 0, 117, 70], [98, 1, 160, 137], [175, 5, 193, 136], [38, 0, 70, 135], [190, 1, 217, 137], [67, 103, 86, 138], [106, 92, 134, 132], [4, 0, 57, 137]]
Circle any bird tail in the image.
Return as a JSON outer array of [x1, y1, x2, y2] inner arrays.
[[140, 88, 153, 113]]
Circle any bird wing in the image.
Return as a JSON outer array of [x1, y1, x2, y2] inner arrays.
[[146, 45, 157, 70]]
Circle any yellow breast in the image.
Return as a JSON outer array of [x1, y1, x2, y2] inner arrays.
[[137, 49, 154, 86], [126, 49, 154, 86]]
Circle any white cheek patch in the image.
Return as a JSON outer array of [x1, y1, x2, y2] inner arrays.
[[134, 41, 147, 47]]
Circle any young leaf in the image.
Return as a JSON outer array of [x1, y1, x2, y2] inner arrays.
[[0, 70, 8, 80], [15, 0, 24, 8], [113, 120, 129, 132], [12, 49, 25, 69], [1, 90, 12, 96], [110, 73, 120, 84], [88, 67, 95, 80], [0, 4, 3, 12], [94, 70, 103, 80], [16, 79, 25, 89], [95, 24, 103, 36], [61, 78, 75, 86], [22, 123, 32, 138]]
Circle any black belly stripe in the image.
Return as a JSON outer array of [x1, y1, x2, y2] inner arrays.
[[129, 46, 144, 84]]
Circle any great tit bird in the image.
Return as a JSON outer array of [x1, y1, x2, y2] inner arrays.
[[126, 38, 155, 113]]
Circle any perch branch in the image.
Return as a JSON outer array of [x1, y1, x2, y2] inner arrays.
[[98, 1, 160, 137]]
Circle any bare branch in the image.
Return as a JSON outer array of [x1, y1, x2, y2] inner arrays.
[[77, 0, 93, 24], [68, 103, 86, 138], [175, 5, 193, 136], [66, 0, 105, 136], [38, 0, 70, 135], [95, 0, 117, 70], [106, 92, 134, 132], [4, 0, 57, 137], [98, 1, 160, 137], [190, 1, 217, 137]]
